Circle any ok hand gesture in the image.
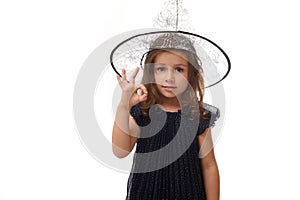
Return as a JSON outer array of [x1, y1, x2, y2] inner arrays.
[[116, 67, 148, 108]]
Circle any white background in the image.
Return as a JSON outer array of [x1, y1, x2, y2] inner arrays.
[[1, 0, 300, 199]]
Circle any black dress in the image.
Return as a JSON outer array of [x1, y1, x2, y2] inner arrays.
[[126, 103, 220, 200]]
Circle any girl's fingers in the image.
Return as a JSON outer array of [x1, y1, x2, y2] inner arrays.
[[130, 67, 139, 83], [122, 69, 127, 81], [136, 84, 148, 96], [116, 75, 121, 83], [139, 84, 148, 95], [137, 88, 143, 96]]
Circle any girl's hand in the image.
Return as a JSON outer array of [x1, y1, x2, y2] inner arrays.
[[116, 67, 148, 108]]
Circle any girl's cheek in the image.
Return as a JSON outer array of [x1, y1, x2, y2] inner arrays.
[[175, 74, 188, 83], [154, 75, 164, 84]]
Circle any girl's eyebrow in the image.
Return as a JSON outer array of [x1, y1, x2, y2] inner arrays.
[[154, 63, 188, 67], [174, 64, 188, 67]]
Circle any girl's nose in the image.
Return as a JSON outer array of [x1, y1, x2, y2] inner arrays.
[[165, 68, 175, 83]]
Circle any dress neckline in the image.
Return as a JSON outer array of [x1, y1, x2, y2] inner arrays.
[[156, 104, 181, 114]]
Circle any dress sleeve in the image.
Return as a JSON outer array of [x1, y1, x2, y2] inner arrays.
[[130, 104, 143, 126], [197, 103, 220, 136]]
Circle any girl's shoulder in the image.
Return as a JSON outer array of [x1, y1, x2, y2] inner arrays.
[[130, 104, 143, 121], [197, 103, 220, 136], [203, 103, 220, 127], [130, 104, 142, 116], [130, 104, 148, 126]]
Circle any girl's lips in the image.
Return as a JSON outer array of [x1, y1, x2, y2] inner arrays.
[[162, 85, 177, 92], [162, 86, 176, 88]]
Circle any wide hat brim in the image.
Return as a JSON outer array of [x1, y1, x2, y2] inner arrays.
[[110, 29, 231, 88]]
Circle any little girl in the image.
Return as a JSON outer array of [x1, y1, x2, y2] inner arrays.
[[112, 33, 220, 200]]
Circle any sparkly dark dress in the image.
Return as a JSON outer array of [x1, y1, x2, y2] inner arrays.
[[126, 103, 220, 200]]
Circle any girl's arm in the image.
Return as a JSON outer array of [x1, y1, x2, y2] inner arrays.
[[198, 128, 220, 200], [112, 103, 139, 158], [112, 67, 147, 158]]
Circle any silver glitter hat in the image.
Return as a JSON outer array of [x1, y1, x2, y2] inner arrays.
[[149, 32, 197, 54], [110, 0, 230, 88]]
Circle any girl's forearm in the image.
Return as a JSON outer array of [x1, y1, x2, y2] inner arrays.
[[203, 164, 220, 200], [112, 104, 132, 158]]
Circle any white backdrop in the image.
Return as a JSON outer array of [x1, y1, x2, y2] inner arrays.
[[1, 0, 300, 199]]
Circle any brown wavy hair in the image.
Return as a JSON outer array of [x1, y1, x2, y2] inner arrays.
[[139, 49, 209, 120]]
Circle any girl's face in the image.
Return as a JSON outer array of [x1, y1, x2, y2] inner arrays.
[[153, 51, 189, 99]]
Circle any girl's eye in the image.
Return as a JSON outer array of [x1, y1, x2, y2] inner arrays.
[[156, 66, 166, 72], [175, 67, 184, 72]]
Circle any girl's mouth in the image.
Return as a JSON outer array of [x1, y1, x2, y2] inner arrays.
[[162, 85, 177, 92]]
